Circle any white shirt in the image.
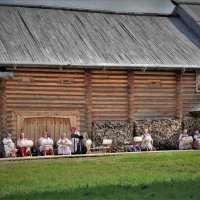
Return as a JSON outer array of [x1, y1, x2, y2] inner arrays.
[[3, 138, 12, 145], [57, 138, 72, 146], [38, 137, 53, 146], [17, 138, 27, 147]]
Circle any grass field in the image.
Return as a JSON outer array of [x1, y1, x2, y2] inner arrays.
[[0, 151, 199, 200]]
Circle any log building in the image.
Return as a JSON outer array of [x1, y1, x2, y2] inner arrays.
[[0, 0, 200, 148]]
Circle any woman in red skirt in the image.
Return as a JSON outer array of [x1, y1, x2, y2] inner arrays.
[[17, 133, 33, 157]]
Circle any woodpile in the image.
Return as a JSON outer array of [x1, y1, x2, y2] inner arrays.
[[91, 121, 134, 152], [135, 119, 182, 150], [91, 119, 194, 151], [183, 118, 200, 134]]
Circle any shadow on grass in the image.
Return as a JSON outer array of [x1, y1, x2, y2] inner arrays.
[[2, 179, 200, 200]]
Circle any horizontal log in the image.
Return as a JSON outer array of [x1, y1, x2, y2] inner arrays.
[[92, 93, 127, 97], [133, 84, 177, 88], [91, 88, 127, 92], [134, 96, 176, 100], [12, 72, 85, 77], [92, 108, 127, 112], [134, 80, 176, 84], [6, 67, 85, 73], [7, 99, 86, 103], [92, 105, 128, 109], [134, 89, 176, 93], [92, 101, 128, 105], [134, 75, 176, 79], [92, 111, 128, 115], [7, 103, 86, 108], [134, 101, 176, 104], [92, 117, 128, 121], [6, 85, 86, 91], [92, 70, 127, 74], [7, 95, 97, 101], [92, 97, 127, 100], [7, 82, 86, 86], [92, 79, 127, 83], [11, 77, 85, 82], [91, 83, 127, 87], [91, 75, 127, 79], [6, 91, 86, 95], [134, 71, 176, 75]]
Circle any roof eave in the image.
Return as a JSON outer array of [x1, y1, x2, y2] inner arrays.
[[172, 0, 200, 5], [1, 61, 200, 71], [0, 3, 174, 16]]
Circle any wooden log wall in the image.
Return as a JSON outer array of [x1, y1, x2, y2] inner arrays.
[[127, 71, 135, 124], [5, 67, 87, 141], [134, 71, 177, 120], [0, 79, 7, 145], [176, 72, 183, 119], [182, 72, 200, 114], [85, 70, 92, 133], [91, 70, 129, 121], [2, 68, 200, 143]]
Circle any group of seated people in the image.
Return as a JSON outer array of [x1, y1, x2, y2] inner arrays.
[[128, 128, 155, 152], [2, 127, 200, 158], [2, 127, 92, 158], [179, 129, 200, 150], [127, 128, 200, 152]]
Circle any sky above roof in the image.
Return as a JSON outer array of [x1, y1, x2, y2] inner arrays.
[[0, 0, 175, 14]]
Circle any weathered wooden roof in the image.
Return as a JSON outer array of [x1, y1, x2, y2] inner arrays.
[[176, 2, 200, 42], [172, 0, 200, 4], [0, 0, 175, 15], [1, 6, 200, 68], [179, 4, 200, 23]]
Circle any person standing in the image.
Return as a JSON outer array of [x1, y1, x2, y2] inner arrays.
[[70, 127, 80, 154]]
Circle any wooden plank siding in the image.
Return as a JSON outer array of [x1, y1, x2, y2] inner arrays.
[[2, 68, 200, 142]]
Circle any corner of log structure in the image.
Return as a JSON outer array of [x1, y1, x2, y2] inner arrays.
[[85, 69, 92, 134], [127, 71, 135, 124], [176, 72, 183, 120]]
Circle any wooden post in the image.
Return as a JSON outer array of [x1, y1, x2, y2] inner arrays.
[[176, 72, 183, 120], [85, 70, 92, 134], [0, 78, 7, 144], [127, 71, 135, 124]]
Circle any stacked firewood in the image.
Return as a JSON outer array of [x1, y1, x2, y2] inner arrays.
[[183, 118, 200, 134], [134, 119, 182, 150], [183, 118, 196, 133], [92, 119, 188, 151], [91, 121, 134, 152], [196, 118, 200, 131]]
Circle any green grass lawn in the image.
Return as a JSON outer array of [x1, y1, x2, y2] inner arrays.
[[0, 151, 199, 200]]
